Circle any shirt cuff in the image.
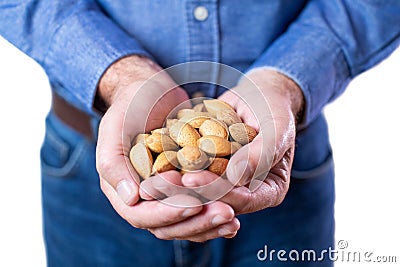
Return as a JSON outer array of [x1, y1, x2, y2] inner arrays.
[[246, 25, 351, 128], [44, 10, 152, 116]]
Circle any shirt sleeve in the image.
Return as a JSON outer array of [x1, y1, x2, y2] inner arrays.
[[0, 0, 152, 115], [247, 0, 400, 128]]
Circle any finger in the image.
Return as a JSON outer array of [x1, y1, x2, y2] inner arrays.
[[218, 150, 293, 214], [96, 106, 140, 206], [180, 160, 286, 214], [217, 180, 277, 214], [101, 178, 203, 228], [182, 218, 240, 242], [149, 201, 237, 240], [226, 114, 294, 189], [181, 171, 234, 202], [218, 90, 258, 129], [139, 170, 196, 200], [226, 131, 275, 188]]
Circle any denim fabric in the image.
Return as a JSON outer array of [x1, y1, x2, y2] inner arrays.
[[0, 1, 399, 124], [41, 111, 335, 267]]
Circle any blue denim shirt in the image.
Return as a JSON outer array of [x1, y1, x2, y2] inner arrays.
[[1, 0, 399, 174]]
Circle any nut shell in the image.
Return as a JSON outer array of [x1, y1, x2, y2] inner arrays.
[[230, 141, 242, 154], [180, 115, 211, 128], [203, 99, 234, 116], [133, 133, 150, 146], [151, 128, 169, 135], [229, 123, 257, 145], [177, 146, 209, 171], [198, 135, 232, 157], [129, 143, 153, 179], [169, 122, 201, 147], [199, 119, 228, 139], [192, 103, 205, 112], [146, 133, 178, 153], [152, 151, 178, 174], [165, 119, 179, 129], [216, 108, 242, 126], [207, 158, 229, 176], [177, 109, 196, 120]]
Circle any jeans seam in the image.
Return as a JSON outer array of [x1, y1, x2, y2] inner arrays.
[[173, 240, 184, 267]]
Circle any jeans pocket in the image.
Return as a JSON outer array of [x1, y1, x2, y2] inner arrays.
[[291, 151, 334, 180], [40, 112, 89, 178]]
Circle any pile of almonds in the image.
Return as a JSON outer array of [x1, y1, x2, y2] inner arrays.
[[129, 99, 257, 179]]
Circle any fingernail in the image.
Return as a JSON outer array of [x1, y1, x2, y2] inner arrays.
[[218, 227, 233, 236], [234, 160, 252, 186], [181, 175, 196, 187], [212, 215, 229, 226], [116, 180, 134, 204], [182, 208, 198, 218]]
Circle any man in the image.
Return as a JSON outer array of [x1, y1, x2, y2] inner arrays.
[[0, 1, 399, 266]]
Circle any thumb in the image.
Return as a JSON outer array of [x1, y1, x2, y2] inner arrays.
[[96, 102, 140, 206], [226, 119, 276, 190]]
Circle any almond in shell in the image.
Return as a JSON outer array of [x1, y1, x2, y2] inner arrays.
[[229, 123, 258, 145], [152, 151, 178, 174], [133, 133, 150, 146], [198, 135, 232, 157], [199, 119, 229, 139], [151, 127, 169, 135], [146, 133, 178, 153], [166, 119, 179, 129], [169, 122, 201, 147], [230, 141, 242, 154], [216, 108, 242, 126], [177, 109, 196, 120], [192, 103, 205, 112], [207, 158, 229, 176], [129, 143, 153, 179], [177, 146, 209, 171], [179, 115, 212, 128], [203, 99, 234, 116]]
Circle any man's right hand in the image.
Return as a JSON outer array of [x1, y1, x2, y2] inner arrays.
[[95, 56, 238, 239]]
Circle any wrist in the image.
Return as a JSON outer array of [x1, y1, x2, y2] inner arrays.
[[96, 55, 162, 110], [244, 68, 305, 125]]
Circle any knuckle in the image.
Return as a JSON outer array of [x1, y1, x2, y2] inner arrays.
[[271, 178, 289, 207]]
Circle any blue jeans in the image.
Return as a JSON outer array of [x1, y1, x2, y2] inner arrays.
[[41, 111, 335, 267]]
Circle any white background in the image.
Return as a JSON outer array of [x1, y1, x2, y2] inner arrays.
[[0, 36, 399, 266]]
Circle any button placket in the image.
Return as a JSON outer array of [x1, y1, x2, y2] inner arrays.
[[185, 1, 220, 98]]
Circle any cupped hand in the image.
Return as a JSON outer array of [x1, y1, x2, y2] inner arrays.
[[181, 69, 304, 215], [96, 56, 201, 227], [95, 56, 238, 241]]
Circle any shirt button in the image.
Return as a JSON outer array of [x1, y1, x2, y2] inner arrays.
[[193, 6, 208, 21]]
